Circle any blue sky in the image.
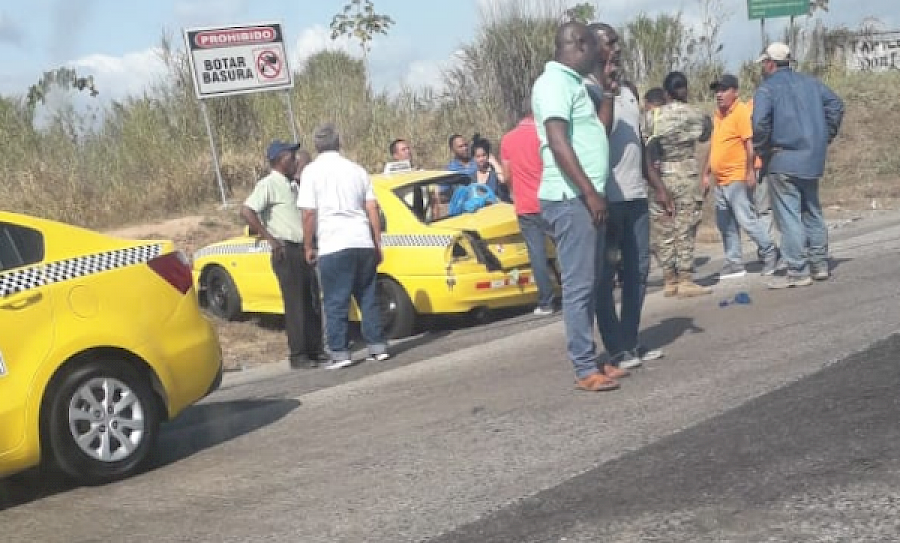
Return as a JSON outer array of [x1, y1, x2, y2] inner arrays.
[[0, 0, 895, 101]]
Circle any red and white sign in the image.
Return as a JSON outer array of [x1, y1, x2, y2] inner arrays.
[[184, 22, 293, 99]]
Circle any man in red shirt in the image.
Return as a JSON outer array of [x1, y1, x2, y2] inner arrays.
[[501, 97, 557, 316]]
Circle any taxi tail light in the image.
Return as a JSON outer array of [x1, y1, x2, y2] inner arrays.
[[148, 251, 193, 295]]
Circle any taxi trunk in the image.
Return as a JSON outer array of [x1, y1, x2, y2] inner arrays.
[[437, 203, 531, 273]]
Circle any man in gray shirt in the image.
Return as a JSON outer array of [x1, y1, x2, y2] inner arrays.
[[587, 23, 673, 369]]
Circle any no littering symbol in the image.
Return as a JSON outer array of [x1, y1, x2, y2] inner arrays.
[[256, 50, 282, 79]]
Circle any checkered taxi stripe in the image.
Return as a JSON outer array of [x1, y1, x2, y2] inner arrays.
[[381, 234, 454, 247], [192, 235, 453, 258], [0, 244, 163, 298], [193, 241, 272, 260]]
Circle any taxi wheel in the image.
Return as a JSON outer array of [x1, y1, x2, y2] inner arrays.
[[205, 266, 242, 320], [377, 276, 415, 339], [46, 359, 161, 485]]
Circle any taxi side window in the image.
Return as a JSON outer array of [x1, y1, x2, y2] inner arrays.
[[0, 223, 44, 272]]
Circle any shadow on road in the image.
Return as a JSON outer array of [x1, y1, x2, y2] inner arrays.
[[0, 398, 298, 511], [639, 316, 705, 352]]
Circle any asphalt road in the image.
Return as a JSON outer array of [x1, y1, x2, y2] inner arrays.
[[2, 210, 900, 543]]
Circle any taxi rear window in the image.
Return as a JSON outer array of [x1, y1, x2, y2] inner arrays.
[[0, 223, 44, 272], [393, 174, 472, 224]]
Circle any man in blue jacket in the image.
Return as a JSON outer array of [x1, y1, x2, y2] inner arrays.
[[752, 42, 844, 289]]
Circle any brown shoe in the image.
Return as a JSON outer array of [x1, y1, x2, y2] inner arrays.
[[677, 272, 712, 298], [602, 364, 630, 379], [663, 269, 679, 297], [575, 373, 620, 392]]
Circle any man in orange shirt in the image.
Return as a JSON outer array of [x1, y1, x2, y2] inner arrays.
[[702, 74, 778, 278]]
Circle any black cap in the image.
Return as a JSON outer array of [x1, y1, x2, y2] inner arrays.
[[709, 74, 739, 91]]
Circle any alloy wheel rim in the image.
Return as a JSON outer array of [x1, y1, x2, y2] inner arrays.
[[68, 377, 145, 462]]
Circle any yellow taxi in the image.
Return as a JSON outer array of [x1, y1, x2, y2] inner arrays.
[[193, 169, 555, 338], [0, 211, 222, 484]]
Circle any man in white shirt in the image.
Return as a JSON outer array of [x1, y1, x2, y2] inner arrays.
[[298, 124, 389, 369]]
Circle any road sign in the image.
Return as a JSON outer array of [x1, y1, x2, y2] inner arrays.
[[747, 0, 809, 20], [184, 22, 293, 99]]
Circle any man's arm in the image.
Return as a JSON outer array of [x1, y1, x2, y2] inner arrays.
[[365, 197, 382, 241], [545, 118, 606, 223], [821, 82, 845, 144], [751, 88, 773, 156], [364, 200, 383, 265], [301, 209, 317, 264], [700, 152, 713, 196], [241, 183, 284, 260], [586, 79, 615, 135], [743, 139, 757, 188]]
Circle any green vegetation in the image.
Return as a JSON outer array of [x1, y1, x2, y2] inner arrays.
[[1, 1, 894, 229]]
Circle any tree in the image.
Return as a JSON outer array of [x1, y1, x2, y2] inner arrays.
[[26, 67, 98, 113], [330, 0, 395, 75], [621, 13, 690, 87], [565, 3, 596, 23]]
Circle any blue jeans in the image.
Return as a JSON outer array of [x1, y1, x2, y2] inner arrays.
[[753, 174, 779, 248], [317, 248, 387, 361], [596, 199, 650, 358], [517, 213, 555, 309], [541, 197, 605, 380], [714, 182, 776, 265], [768, 173, 828, 277]]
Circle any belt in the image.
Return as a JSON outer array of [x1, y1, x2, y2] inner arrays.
[[278, 240, 302, 247]]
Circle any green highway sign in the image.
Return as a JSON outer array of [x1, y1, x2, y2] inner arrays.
[[747, 0, 809, 19]]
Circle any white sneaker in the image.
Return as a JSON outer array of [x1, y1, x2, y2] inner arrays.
[[533, 306, 554, 316], [366, 353, 391, 362], [635, 347, 664, 361], [618, 353, 643, 370], [324, 359, 354, 370]]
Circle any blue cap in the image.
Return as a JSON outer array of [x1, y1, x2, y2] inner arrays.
[[266, 140, 300, 161]]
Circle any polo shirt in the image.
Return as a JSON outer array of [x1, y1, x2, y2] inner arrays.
[[296, 151, 377, 257], [710, 100, 753, 185], [531, 61, 609, 201], [243, 170, 304, 243], [499, 117, 542, 215]]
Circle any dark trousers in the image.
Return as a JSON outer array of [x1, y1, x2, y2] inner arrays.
[[271, 242, 323, 362], [597, 199, 651, 357]]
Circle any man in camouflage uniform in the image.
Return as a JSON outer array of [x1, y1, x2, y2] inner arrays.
[[645, 71, 712, 297]]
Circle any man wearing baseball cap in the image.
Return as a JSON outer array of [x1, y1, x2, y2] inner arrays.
[[703, 73, 778, 279], [241, 140, 325, 369], [751, 42, 845, 289]]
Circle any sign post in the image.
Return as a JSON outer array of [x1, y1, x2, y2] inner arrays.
[[183, 22, 295, 206], [747, 0, 810, 55]]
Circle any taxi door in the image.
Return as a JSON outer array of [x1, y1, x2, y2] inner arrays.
[[0, 221, 54, 457]]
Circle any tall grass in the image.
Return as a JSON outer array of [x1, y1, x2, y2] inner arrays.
[[0, 4, 893, 230]]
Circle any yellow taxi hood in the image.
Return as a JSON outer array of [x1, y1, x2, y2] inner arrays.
[[432, 203, 519, 238]]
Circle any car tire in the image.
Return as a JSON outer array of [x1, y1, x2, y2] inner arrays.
[[377, 276, 416, 339], [46, 359, 161, 485], [204, 266, 242, 320]]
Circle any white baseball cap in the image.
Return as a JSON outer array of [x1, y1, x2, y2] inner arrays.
[[756, 42, 791, 63]]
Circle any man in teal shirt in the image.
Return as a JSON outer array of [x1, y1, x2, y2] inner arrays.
[[532, 21, 626, 392]]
